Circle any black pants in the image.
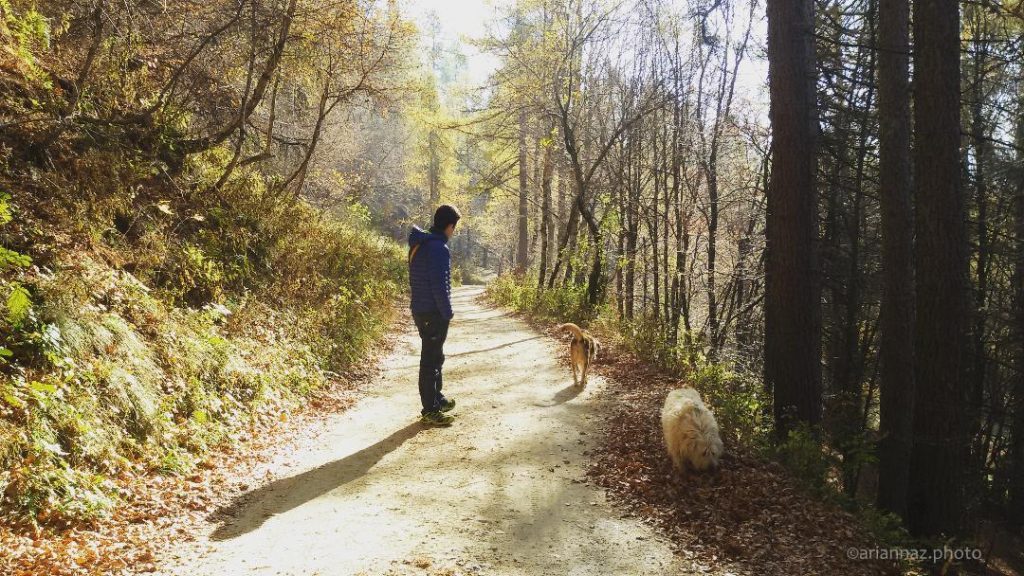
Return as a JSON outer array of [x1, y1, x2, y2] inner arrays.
[[413, 312, 449, 414]]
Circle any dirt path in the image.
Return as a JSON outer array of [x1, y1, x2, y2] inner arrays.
[[162, 285, 684, 575]]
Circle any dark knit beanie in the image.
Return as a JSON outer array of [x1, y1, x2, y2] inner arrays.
[[432, 204, 461, 232]]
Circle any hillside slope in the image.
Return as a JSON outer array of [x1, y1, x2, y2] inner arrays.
[[0, 0, 407, 538]]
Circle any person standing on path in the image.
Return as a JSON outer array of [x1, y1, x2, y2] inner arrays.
[[408, 204, 461, 426]]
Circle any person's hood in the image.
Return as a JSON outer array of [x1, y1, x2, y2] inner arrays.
[[408, 225, 447, 248]]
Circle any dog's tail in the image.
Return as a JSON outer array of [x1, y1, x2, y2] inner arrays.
[[557, 323, 584, 339]]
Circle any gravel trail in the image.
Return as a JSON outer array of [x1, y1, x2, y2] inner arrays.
[[164, 285, 685, 576]]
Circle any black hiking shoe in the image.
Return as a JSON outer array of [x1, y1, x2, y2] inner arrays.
[[440, 398, 456, 413], [420, 411, 454, 426]]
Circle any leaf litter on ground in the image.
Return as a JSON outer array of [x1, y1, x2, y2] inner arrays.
[[580, 341, 900, 576], [0, 314, 406, 576]]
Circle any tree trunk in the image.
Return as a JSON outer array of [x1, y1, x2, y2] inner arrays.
[[906, 0, 970, 537], [516, 110, 529, 274], [669, 36, 684, 346], [662, 120, 671, 329], [580, 195, 604, 307], [546, 148, 557, 281], [538, 141, 554, 288], [548, 166, 571, 287], [968, 13, 991, 481], [764, 0, 823, 439], [1008, 82, 1024, 527], [549, 196, 580, 289], [624, 136, 640, 320], [875, 0, 915, 521], [706, 155, 719, 359], [428, 130, 440, 206], [834, 4, 876, 497], [651, 119, 661, 323], [616, 185, 626, 320], [530, 137, 542, 257], [641, 237, 649, 316]]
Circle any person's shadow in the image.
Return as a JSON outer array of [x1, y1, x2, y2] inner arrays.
[[208, 422, 424, 541]]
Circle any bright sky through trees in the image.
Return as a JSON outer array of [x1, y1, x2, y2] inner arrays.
[[405, 0, 509, 88], [404, 0, 769, 116]]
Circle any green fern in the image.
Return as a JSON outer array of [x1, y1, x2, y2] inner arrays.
[[6, 283, 31, 327]]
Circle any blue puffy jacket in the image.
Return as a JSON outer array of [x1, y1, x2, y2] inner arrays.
[[408, 226, 453, 320]]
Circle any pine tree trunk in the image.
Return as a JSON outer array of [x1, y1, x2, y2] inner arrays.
[[968, 14, 991, 475], [834, 4, 876, 497], [1009, 84, 1024, 526], [906, 0, 970, 537], [875, 0, 915, 521], [764, 0, 823, 438]]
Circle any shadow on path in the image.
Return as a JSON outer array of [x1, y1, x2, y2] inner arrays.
[[209, 422, 424, 541], [447, 336, 544, 358], [393, 336, 546, 370], [532, 383, 584, 407]]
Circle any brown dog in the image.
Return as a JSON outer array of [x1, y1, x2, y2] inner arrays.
[[557, 323, 599, 387]]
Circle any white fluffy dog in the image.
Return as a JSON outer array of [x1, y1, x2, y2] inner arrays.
[[661, 388, 724, 477]]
